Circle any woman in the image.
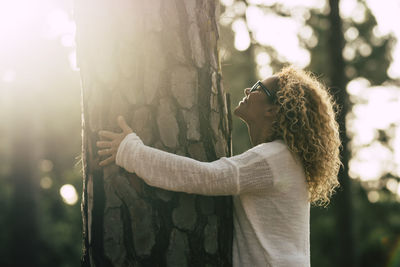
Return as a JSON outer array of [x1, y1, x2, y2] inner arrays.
[[97, 66, 341, 266]]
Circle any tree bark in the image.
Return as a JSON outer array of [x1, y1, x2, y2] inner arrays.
[[75, 1, 232, 266], [328, 0, 356, 266]]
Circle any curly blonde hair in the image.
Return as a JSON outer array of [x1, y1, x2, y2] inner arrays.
[[271, 66, 341, 206]]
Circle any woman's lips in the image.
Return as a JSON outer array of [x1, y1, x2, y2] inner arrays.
[[239, 97, 247, 105]]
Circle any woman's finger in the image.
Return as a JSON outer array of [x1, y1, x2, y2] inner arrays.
[[99, 130, 119, 139], [99, 155, 116, 166], [98, 149, 112, 156], [96, 141, 112, 148], [117, 116, 133, 133]]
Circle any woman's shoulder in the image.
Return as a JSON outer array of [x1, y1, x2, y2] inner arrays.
[[253, 140, 304, 177], [229, 139, 293, 166], [250, 139, 290, 158]]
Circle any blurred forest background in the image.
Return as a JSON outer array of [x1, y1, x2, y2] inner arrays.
[[1, 0, 400, 266]]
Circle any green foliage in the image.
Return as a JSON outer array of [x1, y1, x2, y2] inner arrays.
[[310, 184, 400, 267], [305, 1, 395, 85]]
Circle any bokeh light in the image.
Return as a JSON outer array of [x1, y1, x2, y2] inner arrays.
[[40, 176, 53, 189], [39, 159, 54, 173], [60, 184, 78, 205]]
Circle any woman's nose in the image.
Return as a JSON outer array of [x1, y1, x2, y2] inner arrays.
[[244, 88, 250, 95]]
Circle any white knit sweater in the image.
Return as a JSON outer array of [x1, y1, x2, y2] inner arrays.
[[116, 133, 310, 267]]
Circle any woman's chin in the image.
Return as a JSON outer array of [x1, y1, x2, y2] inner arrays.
[[233, 105, 245, 119]]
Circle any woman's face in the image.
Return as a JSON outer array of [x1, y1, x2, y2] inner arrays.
[[233, 76, 279, 125]]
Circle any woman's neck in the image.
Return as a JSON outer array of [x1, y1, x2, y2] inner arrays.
[[247, 123, 271, 146]]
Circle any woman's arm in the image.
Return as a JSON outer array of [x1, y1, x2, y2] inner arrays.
[[97, 116, 274, 196], [116, 133, 240, 195]]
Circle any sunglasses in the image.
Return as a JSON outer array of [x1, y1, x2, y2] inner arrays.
[[250, 80, 274, 99]]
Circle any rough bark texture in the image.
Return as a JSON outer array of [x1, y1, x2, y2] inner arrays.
[[75, 1, 233, 266], [328, 0, 356, 266]]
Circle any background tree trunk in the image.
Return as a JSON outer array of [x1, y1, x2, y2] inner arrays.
[[328, 0, 356, 266], [7, 93, 39, 267], [75, 0, 233, 266]]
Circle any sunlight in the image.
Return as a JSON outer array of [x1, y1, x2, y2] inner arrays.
[[247, 0, 326, 10], [2, 70, 16, 83], [349, 142, 393, 181], [60, 184, 78, 205], [43, 8, 77, 73], [220, 0, 234, 6], [61, 34, 75, 47], [258, 66, 273, 78], [232, 19, 251, 51], [256, 52, 271, 65], [228, 0, 400, 79], [340, 0, 366, 23], [68, 51, 79, 71], [343, 45, 356, 61], [352, 86, 400, 130], [386, 178, 398, 195], [0, 1, 41, 42], [256, 52, 273, 78], [395, 127, 400, 176], [245, 6, 310, 68], [42, 8, 76, 40], [0, 3, 77, 72], [344, 27, 359, 42], [367, 191, 379, 203], [348, 79, 400, 181], [365, 0, 400, 78], [347, 77, 370, 96]]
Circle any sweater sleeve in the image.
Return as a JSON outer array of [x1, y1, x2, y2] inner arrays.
[[116, 133, 274, 196]]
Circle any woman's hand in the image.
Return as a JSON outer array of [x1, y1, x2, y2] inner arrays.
[[97, 116, 133, 166]]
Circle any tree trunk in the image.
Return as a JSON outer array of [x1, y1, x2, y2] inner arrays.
[[328, 0, 356, 266], [8, 92, 39, 267], [75, 1, 232, 266]]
